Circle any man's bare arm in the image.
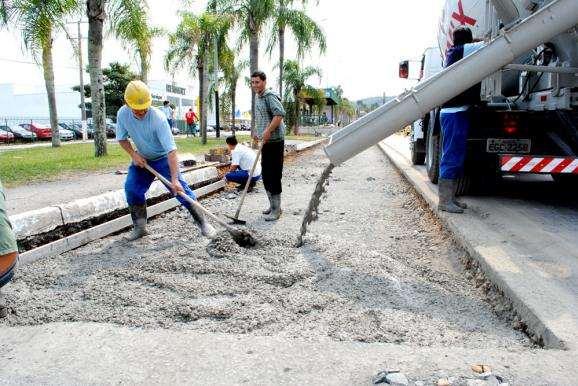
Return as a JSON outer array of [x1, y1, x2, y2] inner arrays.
[[119, 139, 146, 167]]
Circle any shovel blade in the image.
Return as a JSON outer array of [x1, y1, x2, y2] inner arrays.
[[224, 214, 246, 225]]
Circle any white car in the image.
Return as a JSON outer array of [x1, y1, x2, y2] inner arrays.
[[58, 126, 75, 141]]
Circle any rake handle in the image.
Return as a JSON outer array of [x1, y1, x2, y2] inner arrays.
[[233, 142, 263, 219]]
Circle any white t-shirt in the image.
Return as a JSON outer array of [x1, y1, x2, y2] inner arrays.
[[231, 144, 261, 176]]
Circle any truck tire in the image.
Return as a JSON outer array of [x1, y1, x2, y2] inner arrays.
[[425, 123, 441, 184], [410, 140, 426, 165]]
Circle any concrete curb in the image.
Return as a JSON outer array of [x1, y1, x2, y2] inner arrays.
[[11, 140, 324, 242], [286, 138, 327, 154], [11, 167, 218, 240], [377, 140, 570, 350], [19, 180, 226, 266]]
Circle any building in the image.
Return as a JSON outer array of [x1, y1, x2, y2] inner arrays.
[[300, 87, 341, 126], [148, 80, 197, 120], [0, 83, 82, 120]]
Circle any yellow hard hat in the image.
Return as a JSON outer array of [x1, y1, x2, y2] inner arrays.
[[124, 80, 152, 110]]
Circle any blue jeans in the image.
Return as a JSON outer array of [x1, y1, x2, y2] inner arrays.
[[225, 169, 261, 185], [440, 109, 470, 179], [125, 156, 196, 208]]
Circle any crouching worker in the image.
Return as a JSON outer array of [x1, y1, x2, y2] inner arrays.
[[225, 136, 261, 192], [0, 179, 18, 318], [117, 80, 216, 240]]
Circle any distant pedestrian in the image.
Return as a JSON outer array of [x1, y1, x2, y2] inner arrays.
[[0, 179, 18, 318], [117, 80, 216, 240], [225, 135, 261, 192], [185, 108, 198, 137], [251, 71, 286, 221], [161, 100, 173, 128], [438, 26, 484, 213]]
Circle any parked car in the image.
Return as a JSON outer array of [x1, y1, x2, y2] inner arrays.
[[59, 122, 83, 139], [0, 125, 36, 141], [86, 123, 115, 138], [19, 122, 52, 140], [106, 123, 116, 138], [57, 126, 75, 141], [0, 128, 14, 143]]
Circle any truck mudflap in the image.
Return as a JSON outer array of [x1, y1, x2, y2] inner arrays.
[[500, 155, 578, 174]]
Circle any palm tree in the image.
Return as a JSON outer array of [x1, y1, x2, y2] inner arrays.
[[165, 11, 231, 145], [282, 59, 321, 134], [267, 0, 326, 100], [109, 1, 163, 83], [4, 0, 79, 148], [86, 0, 150, 157], [210, 0, 275, 135], [220, 50, 248, 135]]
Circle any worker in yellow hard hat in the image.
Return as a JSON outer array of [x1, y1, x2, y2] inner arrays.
[[117, 80, 216, 241]]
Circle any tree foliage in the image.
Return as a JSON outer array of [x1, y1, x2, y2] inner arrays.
[[73, 62, 137, 119]]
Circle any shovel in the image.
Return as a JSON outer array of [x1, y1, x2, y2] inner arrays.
[[225, 142, 263, 225], [143, 164, 257, 248]]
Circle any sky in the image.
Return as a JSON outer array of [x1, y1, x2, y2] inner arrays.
[[0, 0, 446, 112]]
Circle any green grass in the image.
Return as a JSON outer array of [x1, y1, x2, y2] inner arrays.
[[0, 136, 249, 187]]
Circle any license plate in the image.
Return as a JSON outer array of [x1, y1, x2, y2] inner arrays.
[[486, 139, 531, 153]]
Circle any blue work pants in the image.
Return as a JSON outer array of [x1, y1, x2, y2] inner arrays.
[[225, 170, 261, 185], [440, 109, 470, 180], [125, 156, 196, 208]]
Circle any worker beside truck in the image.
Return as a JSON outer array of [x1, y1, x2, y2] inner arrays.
[[438, 27, 485, 213], [0, 180, 18, 318], [117, 80, 217, 241]]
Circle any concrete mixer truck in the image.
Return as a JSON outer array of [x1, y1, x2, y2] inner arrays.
[[399, 0, 578, 193], [324, 0, 578, 194]]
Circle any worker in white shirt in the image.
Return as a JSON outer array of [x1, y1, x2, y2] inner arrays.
[[225, 136, 261, 192]]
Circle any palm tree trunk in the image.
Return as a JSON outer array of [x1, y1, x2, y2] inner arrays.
[[294, 88, 300, 135], [199, 53, 209, 145], [42, 27, 60, 148], [231, 81, 236, 136], [278, 26, 285, 100], [139, 50, 149, 83], [87, 0, 107, 157], [249, 26, 259, 138]]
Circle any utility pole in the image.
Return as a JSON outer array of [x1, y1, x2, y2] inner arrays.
[[212, 2, 220, 138], [78, 21, 87, 140]]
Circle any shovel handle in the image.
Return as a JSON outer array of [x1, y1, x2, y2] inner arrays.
[[143, 164, 236, 232], [233, 142, 263, 219]]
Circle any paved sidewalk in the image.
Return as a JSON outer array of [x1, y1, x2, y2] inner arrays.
[[380, 134, 578, 351]]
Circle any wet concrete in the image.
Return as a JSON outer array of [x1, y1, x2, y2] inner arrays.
[[2, 147, 529, 350]]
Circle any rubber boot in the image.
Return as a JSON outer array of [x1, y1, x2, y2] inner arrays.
[[438, 179, 464, 214], [127, 204, 148, 241], [264, 194, 282, 221], [452, 182, 467, 209], [187, 205, 217, 239], [262, 191, 273, 215]]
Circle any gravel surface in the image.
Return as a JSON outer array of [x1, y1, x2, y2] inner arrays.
[[2, 147, 530, 349]]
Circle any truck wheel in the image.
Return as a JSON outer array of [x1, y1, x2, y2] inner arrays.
[[410, 139, 426, 165], [425, 126, 440, 184], [455, 176, 473, 196]]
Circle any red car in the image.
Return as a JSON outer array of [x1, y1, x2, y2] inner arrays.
[[20, 123, 52, 140], [0, 128, 14, 143]]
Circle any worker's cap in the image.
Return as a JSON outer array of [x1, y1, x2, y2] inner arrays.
[[124, 80, 152, 110]]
